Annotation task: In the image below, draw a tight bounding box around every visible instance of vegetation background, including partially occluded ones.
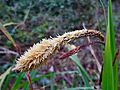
[0,0,120,90]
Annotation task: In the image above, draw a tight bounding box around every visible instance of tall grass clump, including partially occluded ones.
[102,0,118,90]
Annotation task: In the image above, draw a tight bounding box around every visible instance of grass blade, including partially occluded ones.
[11,72,25,90]
[0,67,12,89]
[66,45,94,87]
[102,0,118,90]
[3,22,17,27]
[0,22,17,48]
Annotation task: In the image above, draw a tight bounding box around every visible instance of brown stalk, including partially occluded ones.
[59,41,104,59]
[26,72,33,90]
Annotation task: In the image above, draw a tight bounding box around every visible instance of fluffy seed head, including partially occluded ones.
[12,29,104,72]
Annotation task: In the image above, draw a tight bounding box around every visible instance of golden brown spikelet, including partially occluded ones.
[12,29,104,72]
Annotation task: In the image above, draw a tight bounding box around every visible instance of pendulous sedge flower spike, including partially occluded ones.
[12,29,104,72]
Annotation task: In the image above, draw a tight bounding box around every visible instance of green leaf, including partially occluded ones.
[66,45,94,87]
[0,67,12,90]
[102,0,118,90]
[11,73,25,90]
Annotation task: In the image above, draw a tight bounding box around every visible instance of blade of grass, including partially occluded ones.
[0,22,17,49]
[3,73,11,90]
[0,67,12,89]
[64,86,94,90]
[11,72,25,90]
[66,45,94,87]
[3,22,17,27]
[99,0,107,25]
[50,72,55,90]
[70,54,92,87]
[0,22,21,54]
[102,0,118,90]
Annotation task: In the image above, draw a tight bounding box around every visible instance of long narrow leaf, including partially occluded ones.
[11,73,25,90]
[66,45,94,87]
[0,67,12,89]
[102,0,118,90]
[0,22,17,48]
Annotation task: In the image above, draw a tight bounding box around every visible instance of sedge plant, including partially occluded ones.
[102,0,118,90]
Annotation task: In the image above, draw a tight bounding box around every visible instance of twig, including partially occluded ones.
[83,24,103,73]
[87,37,102,73]
[59,41,104,59]
[0,47,19,56]
[112,48,119,66]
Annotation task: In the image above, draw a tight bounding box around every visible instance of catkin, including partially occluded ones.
[12,29,104,72]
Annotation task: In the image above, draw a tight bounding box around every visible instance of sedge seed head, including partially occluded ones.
[12,29,104,72]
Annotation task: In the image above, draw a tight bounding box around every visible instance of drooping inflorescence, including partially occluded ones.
[12,29,104,72]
